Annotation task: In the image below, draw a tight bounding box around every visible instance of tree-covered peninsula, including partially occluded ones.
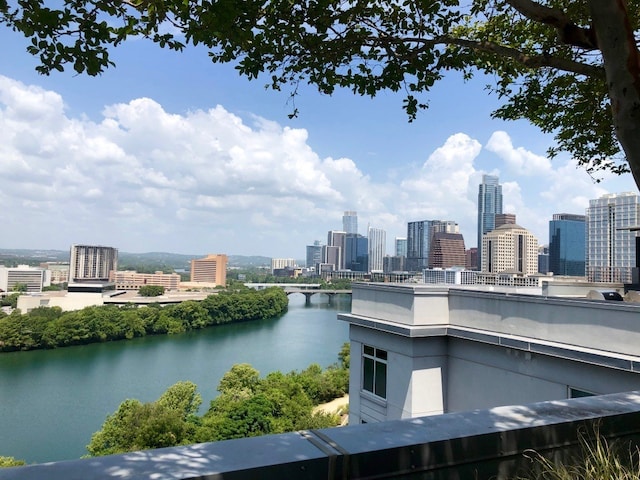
[87,347,350,457]
[0,287,288,352]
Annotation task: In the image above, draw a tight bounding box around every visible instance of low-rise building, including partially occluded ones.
[0,265,48,293]
[113,270,181,291]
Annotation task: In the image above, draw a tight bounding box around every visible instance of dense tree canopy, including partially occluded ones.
[2,0,640,187]
[0,288,288,351]
[86,347,350,456]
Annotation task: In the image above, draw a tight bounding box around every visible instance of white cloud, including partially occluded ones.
[0,75,636,256]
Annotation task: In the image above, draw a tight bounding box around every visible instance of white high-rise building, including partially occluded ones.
[368,227,386,273]
[0,265,48,293]
[481,224,538,275]
[271,258,296,273]
[586,192,640,283]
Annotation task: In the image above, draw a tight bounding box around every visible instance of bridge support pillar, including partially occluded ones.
[303,292,313,305]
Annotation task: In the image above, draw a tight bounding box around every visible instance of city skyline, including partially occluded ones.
[1,28,637,258]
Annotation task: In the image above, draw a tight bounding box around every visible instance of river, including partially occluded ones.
[0,293,350,464]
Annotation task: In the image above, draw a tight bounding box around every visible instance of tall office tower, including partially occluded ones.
[69,244,118,282]
[406,220,459,272]
[323,245,341,271]
[368,227,386,272]
[477,174,503,270]
[190,254,228,286]
[343,211,358,235]
[345,233,369,271]
[395,237,407,257]
[586,193,640,283]
[495,213,516,228]
[549,213,586,276]
[306,241,324,269]
[538,245,550,274]
[481,224,539,275]
[428,233,466,269]
[327,230,347,270]
[465,248,479,270]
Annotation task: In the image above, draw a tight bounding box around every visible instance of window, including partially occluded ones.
[362,345,387,399]
[569,387,595,398]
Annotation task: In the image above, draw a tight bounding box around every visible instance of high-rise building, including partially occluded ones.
[306,241,323,269]
[586,192,640,283]
[465,248,478,271]
[343,211,358,235]
[549,213,586,277]
[538,245,549,274]
[368,227,386,273]
[406,220,458,272]
[428,233,466,269]
[477,175,503,269]
[327,230,346,270]
[69,244,118,283]
[345,234,368,271]
[481,224,538,275]
[495,213,516,228]
[395,237,407,257]
[190,254,228,286]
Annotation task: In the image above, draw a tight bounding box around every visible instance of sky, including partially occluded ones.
[0,26,637,259]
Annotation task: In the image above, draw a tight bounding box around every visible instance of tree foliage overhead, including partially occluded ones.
[2,0,640,186]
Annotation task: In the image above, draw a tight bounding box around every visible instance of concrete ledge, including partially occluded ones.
[2,392,640,479]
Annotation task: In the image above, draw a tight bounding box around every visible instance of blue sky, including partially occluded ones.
[0,27,636,259]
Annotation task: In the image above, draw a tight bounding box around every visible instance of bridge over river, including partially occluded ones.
[244,283,352,305]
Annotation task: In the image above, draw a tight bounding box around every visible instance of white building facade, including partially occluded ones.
[367,227,386,273]
[481,224,538,275]
[586,192,640,283]
[340,283,640,424]
[69,244,118,282]
[0,265,48,293]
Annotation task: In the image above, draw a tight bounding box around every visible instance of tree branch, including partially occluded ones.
[365,35,604,77]
[505,0,598,49]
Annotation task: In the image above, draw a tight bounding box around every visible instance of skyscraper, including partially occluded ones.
[586,193,640,283]
[406,220,459,272]
[327,230,346,270]
[395,237,407,257]
[481,224,538,274]
[306,241,323,269]
[428,233,466,269]
[342,211,358,235]
[477,175,503,269]
[368,227,386,273]
[549,213,586,276]
[345,234,368,271]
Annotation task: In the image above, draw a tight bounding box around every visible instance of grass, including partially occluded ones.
[518,427,640,480]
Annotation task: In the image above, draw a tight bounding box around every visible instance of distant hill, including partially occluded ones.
[0,249,271,269]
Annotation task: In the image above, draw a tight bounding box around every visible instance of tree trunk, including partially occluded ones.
[589,0,640,190]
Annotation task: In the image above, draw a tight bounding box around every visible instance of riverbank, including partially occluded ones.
[314,394,349,426]
[0,287,289,352]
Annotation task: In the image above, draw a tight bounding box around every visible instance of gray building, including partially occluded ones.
[586,192,640,283]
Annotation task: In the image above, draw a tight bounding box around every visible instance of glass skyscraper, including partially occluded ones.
[342,211,358,235]
[406,220,458,272]
[368,227,386,273]
[548,214,586,276]
[586,192,640,283]
[477,175,503,270]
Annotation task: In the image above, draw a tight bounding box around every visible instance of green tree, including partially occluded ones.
[11,283,27,293]
[2,1,640,186]
[138,285,165,297]
[0,456,25,467]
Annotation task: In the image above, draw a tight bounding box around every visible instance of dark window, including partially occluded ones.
[362,345,387,399]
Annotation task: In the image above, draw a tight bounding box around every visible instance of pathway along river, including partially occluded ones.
[0,293,350,464]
